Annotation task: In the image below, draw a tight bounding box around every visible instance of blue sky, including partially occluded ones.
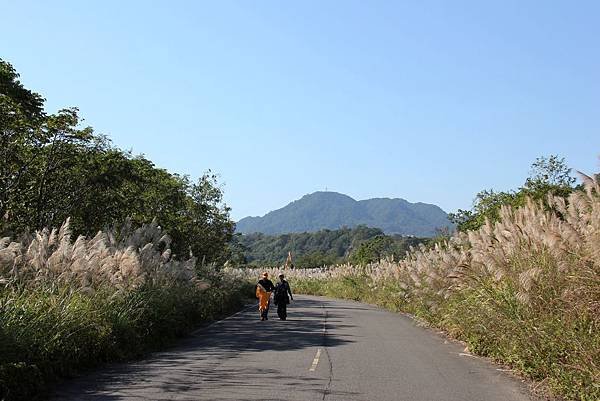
[2,1,599,220]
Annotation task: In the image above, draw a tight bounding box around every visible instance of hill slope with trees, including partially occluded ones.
[230,226,428,267]
[237,192,453,237]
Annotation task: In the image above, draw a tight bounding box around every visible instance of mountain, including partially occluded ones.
[236,192,453,237]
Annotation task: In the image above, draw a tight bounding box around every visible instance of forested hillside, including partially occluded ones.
[230,226,428,267]
[237,191,453,236]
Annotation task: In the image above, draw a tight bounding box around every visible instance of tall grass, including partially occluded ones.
[0,220,251,401]
[236,173,600,400]
[0,218,203,292]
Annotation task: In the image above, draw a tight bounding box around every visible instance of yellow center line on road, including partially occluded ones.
[309,348,322,371]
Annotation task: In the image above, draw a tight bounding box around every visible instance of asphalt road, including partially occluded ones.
[51,296,534,401]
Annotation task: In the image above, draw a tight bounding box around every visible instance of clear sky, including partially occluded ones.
[2,1,599,220]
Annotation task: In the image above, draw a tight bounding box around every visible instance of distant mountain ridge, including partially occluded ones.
[236,191,453,237]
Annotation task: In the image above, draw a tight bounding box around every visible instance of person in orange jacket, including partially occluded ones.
[255,272,275,321]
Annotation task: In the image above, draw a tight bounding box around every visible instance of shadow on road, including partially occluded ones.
[51,297,354,401]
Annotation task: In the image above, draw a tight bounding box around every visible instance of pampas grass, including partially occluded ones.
[237,173,600,400]
[0,218,202,293]
[0,219,251,401]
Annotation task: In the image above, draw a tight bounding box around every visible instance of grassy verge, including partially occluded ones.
[293,276,599,401]
[0,280,254,401]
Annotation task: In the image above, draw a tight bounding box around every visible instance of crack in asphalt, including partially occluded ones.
[321,306,333,401]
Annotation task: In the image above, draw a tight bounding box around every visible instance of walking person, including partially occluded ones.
[273,273,293,320]
[255,272,275,321]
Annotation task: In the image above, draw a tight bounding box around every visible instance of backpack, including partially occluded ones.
[274,282,288,301]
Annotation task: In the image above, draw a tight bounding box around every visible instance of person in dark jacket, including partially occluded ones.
[255,272,275,321]
[273,273,293,320]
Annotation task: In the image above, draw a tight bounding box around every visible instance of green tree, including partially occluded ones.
[1,58,234,264]
[181,172,235,263]
[0,60,46,225]
[350,235,393,265]
[525,155,576,189]
[0,59,44,119]
[449,155,577,232]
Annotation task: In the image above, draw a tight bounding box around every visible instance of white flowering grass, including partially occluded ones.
[0,218,204,293]
[0,219,250,401]
[238,173,600,400]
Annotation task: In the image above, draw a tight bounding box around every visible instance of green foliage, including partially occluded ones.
[230,226,427,267]
[348,235,423,265]
[294,251,340,267]
[449,155,577,232]
[0,59,44,119]
[0,58,233,263]
[526,154,577,189]
[449,190,520,232]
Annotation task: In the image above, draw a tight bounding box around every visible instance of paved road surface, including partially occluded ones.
[52,296,534,401]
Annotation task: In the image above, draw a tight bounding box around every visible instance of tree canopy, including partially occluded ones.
[230,226,427,267]
[0,58,233,263]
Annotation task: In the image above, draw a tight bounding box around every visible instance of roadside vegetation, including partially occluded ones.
[3,56,598,400]
[237,159,600,401]
[0,59,252,400]
[0,220,252,400]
